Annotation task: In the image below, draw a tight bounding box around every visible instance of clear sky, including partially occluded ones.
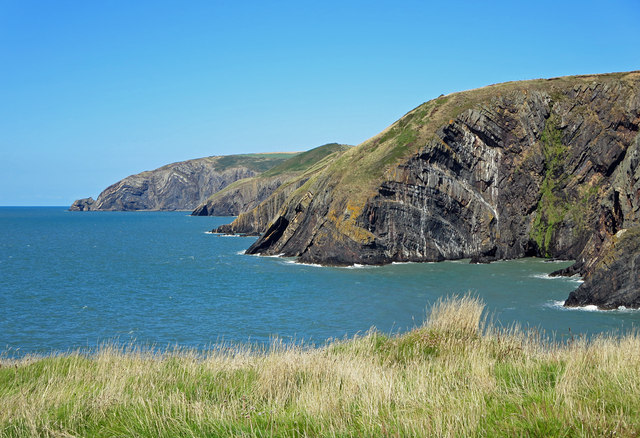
[1,0,638,205]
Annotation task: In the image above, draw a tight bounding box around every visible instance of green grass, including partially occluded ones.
[3,295,640,437]
[261,143,351,177]
[214,153,301,173]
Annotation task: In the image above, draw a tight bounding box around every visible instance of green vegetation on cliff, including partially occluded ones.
[531,113,569,256]
[214,152,301,173]
[261,143,351,177]
[3,296,640,437]
[205,143,352,204]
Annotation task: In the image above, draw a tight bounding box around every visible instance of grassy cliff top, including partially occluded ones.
[3,295,640,437]
[213,152,302,173]
[261,143,352,177]
[203,143,352,203]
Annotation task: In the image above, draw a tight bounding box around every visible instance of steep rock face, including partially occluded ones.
[215,176,311,235]
[239,72,640,307]
[565,228,640,309]
[70,153,298,211]
[92,160,256,211]
[191,175,289,216]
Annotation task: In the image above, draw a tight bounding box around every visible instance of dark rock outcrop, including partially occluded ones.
[69,197,95,211]
[565,228,640,309]
[223,71,640,308]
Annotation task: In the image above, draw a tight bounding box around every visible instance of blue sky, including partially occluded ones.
[1,0,638,205]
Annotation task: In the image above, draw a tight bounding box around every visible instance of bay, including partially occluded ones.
[1,207,638,357]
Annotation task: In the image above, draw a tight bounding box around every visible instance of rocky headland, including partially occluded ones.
[218,72,640,309]
[69,153,299,211]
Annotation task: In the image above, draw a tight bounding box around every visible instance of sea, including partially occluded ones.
[1,207,639,357]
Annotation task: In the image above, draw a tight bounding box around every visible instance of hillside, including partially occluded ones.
[69,153,299,211]
[191,143,351,217]
[219,71,640,309]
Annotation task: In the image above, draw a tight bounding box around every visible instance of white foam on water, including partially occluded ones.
[546,300,640,313]
[242,252,286,259]
[531,273,554,280]
[532,273,584,283]
[282,259,323,268]
[391,261,437,265]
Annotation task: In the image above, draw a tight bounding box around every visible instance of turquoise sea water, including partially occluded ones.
[1,207,639,357]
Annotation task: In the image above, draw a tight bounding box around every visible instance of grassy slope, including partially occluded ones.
[203,144,352,204]
[214,153,301,173]
[2,296,640,437]
[261,143,351,177]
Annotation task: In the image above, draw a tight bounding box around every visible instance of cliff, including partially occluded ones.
[69,153,298,211]
[223,71,640,308]
[193,143,351,218]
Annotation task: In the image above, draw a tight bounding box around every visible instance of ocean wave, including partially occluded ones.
[283,260,322,268]
[343,264,377,269]
[390,261,437,265]
[531,273,555,280]
[546,300,640,313]
[280,260,377,269]
[531,273,584,283]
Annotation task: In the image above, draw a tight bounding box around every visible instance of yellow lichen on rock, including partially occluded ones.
[328,201,375,245]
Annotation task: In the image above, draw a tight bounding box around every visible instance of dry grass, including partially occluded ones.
[2,295,640,437]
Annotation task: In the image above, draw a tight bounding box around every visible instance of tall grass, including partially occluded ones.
[2,295,640,437]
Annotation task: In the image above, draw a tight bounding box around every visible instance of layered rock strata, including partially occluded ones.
[70,154,297,211]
